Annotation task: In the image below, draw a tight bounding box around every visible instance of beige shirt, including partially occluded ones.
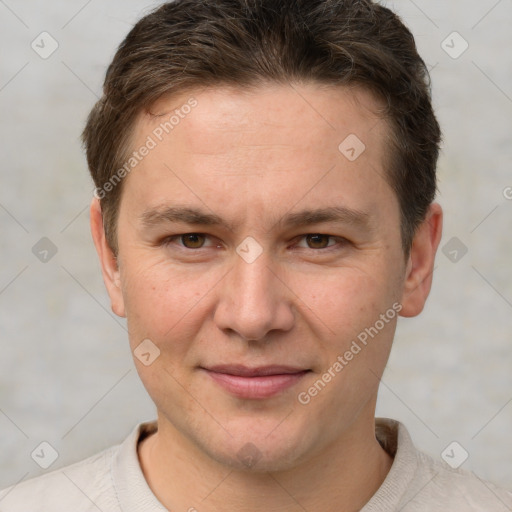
[1,418,511,511]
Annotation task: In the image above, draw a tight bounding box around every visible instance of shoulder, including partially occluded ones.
[367,418,512,512]
[409,450,512,511]
[0,444,121,512]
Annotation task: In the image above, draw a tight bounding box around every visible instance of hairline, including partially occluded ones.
[104,80,413,261]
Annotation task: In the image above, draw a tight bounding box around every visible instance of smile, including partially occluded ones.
[200,365,311,399]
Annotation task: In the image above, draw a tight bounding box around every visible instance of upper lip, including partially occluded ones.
[203,365,309,377]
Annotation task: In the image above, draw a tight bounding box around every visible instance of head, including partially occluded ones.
[84,0,443,471]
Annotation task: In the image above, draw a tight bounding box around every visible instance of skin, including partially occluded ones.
[90,83,443,511]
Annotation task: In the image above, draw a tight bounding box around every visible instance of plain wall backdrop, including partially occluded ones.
[1,0,511,492]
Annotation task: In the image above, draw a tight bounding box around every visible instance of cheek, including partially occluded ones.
[120,256,222,350]
[295,268,389,339]
[296,270,398,407]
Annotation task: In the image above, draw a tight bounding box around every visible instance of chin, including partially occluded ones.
[196,416,319,473]
[211,441,310,473]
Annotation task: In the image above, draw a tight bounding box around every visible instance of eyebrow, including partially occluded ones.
[139,205,374,233]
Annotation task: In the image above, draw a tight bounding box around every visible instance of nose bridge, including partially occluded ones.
[215,246,293,340]
[234,249,273,300]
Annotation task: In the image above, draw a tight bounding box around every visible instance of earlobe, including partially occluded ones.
[89,197,126,318]
[399,203,443,318]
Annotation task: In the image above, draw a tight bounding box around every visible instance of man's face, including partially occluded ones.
[105,84,409,470]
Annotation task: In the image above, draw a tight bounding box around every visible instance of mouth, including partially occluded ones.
[200,365,311,400]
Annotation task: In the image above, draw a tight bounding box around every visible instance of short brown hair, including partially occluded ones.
[82,0,441,258]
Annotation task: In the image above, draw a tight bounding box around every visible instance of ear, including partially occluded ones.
[399,202,443,317]
[89,197,126,318]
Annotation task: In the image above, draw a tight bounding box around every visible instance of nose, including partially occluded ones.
[213,250,295,342]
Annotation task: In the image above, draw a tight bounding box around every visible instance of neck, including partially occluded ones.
[138,406,393,511]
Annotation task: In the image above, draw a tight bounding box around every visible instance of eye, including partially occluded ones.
[162,233,217,249]
[295,234,346,250]
[180,233,206,249]
[160,233,348,253]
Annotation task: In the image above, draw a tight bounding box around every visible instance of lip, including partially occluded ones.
[201,365,311,399]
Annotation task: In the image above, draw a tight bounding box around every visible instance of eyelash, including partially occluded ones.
[160,233,349,252]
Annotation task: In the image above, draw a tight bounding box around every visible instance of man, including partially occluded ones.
[1,0,511,510]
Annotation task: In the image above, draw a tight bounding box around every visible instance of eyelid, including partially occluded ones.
[161,233,348,251]
[293,234,345,250]
[161,233,219,248]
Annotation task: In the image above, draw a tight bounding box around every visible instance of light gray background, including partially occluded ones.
[1,0,511,492]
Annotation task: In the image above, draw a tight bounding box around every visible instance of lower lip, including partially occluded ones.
[203,370,309,399]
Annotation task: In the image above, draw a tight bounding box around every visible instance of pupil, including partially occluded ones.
[308,234,327,248]
[184,234,204,248]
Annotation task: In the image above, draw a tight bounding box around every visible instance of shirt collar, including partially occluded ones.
[112,420,166,512]
[112,417,417,511]
[361,418,420,511]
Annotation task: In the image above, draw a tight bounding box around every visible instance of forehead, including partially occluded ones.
[141,83,388,156]
[120,83,396,227]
